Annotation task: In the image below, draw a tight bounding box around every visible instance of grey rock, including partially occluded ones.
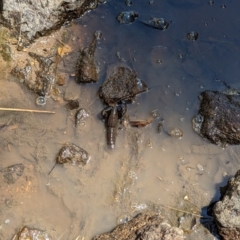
[213,169,240,240]
[92,212,184,240]
[0,0,98,49]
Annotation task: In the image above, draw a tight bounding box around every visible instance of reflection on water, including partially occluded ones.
[1,0,240,239]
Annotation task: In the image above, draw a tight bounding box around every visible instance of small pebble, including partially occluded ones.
[4,219,10,224]
[223,171,228,177]
[197,164,204,171]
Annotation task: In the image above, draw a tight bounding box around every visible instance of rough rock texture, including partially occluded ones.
[98,65,148,105]
[194,90,240,145]
[15,226,52,240]
[0,0,98,49]
[57,143,90,166]
[213,169,240,240]
[92,212,184,240]
[11,52,55,105]
[0,163,24,184]
[75,31,100,83]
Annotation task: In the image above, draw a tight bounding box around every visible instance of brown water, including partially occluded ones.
[1,0,240,239]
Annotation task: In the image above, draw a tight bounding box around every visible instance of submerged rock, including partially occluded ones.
[0,0,98,49]
[117,11,139,24]
[92,212,184,240]
[186,31,199,41]
[193,90,240,145]
[75,108,89,126]
[168,128,183,138]
[57,143,90,166]
[178,214,197,233]
[98,65,148,105]
[0,163,24,184]
[213,169,240,240]
[14,226,52,240]
[141,17,169,30]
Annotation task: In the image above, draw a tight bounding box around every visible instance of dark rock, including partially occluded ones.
[0,163,24,184]
[192,90,240,145]
[187,31,199,41]
[14,226,52,240]
[0,0,98,49]
[65,99,79,110]
[57,143,90,166]
[75,31,100,83]
[98,65,148,105]
[141,17,169,30]
[92,212,184,240]
[213,170,240,240]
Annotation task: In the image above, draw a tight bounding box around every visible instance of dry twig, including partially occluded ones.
[0,107,55,114]
[162,205,204,218]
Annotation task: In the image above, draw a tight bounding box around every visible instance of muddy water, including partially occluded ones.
[0,0,240,239]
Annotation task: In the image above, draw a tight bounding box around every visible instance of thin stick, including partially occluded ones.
[57,230,67,240]
[56,39,67,46]
[48,162,57,175]
[162,205,204,218]
[87,97,98,108]
[0,108,55,114]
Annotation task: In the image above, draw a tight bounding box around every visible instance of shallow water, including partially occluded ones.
[1,0,240,239]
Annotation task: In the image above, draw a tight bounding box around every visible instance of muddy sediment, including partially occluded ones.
[0,0,239,239]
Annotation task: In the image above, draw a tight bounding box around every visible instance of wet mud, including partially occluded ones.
[0,0,240,239]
